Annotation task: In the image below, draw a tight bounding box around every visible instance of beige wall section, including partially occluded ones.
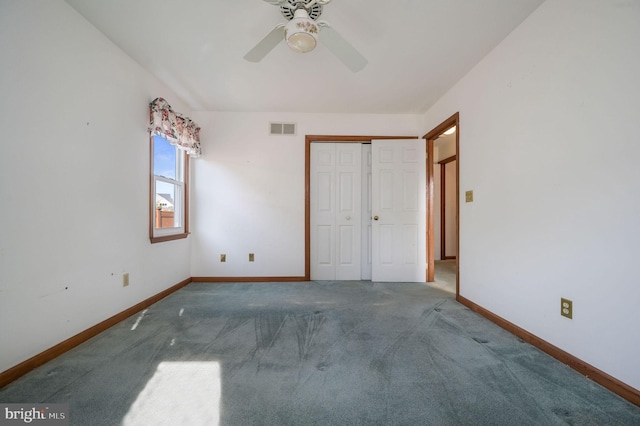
[421,0,640,391]
[435,134,456,161]
[443,160,457,258]
[0,0,191,374]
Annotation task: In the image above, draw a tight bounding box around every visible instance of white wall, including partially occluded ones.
[190,112,421,277]
[422,0,640,390]
[0,0,191,373]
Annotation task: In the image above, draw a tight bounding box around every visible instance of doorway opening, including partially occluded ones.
[438,154,457,261]
[423,113,460,297]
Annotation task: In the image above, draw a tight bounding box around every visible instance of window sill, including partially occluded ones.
[150,232,189,244]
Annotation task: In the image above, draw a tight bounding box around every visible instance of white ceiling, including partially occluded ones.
[64,0,544,114]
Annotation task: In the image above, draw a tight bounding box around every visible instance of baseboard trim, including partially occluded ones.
[191,276,307,282]
[0,277,192,388]
[457,294,640,407]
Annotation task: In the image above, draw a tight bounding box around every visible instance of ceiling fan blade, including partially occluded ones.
[262,0,289,6]
[319,25,367,72]
[306,0,333,7]
[244,25,286,63]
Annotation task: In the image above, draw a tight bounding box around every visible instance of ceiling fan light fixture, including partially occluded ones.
[285,8,318,53]
[287,31,317,53]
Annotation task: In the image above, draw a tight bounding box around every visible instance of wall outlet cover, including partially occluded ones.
[561,298,573,319]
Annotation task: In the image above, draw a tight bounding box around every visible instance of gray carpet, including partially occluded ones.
[1,281,639,425]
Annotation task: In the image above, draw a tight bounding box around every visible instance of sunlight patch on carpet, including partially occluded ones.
[123,361,221,426]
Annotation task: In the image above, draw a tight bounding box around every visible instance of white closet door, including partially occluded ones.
[371,139,426,282]
[310,143,362,280]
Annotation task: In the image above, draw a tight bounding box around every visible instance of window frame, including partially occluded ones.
[149,134,190,243]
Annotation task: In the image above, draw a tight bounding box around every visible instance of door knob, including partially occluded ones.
[373,215,379,221]
[346,216,351,220]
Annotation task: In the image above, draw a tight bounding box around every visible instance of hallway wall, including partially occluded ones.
[443,160,457,258]
[422,0,640,390]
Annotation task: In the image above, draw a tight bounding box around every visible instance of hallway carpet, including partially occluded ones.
[433,260,457,293]
[1,281,639,425]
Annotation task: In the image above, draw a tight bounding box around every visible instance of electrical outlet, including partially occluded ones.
[220,254,226,262]
[249,253,255,262]
[561,298,572,319]
[122,273,129,287]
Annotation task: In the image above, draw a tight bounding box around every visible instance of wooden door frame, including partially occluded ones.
[438,155,457,260]
[305,135,418,280]
[423,113,459,293]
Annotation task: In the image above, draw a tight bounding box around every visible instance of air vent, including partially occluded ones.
[270,122,297,136]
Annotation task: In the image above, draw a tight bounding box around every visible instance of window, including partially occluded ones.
[150,134,189,242]
[147,97,200,242]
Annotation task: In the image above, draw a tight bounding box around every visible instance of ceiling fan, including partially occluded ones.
[244,0,367,72]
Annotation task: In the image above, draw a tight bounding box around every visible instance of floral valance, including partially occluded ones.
[148,97,201,158]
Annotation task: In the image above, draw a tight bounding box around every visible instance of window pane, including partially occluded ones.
[155,180,180,229]
[153,135,177,180]
[150,132,187,241]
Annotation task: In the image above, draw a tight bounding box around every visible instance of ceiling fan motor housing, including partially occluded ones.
[280,0,323,21]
